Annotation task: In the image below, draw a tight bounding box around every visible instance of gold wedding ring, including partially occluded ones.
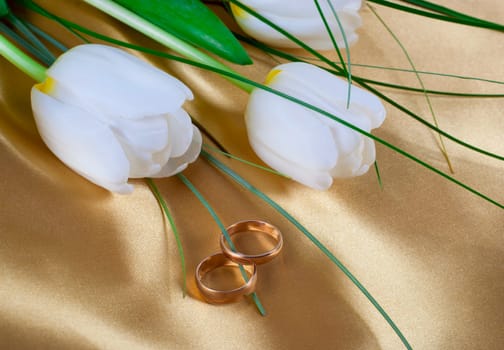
[220,220,283,265]
[195,252,257,304]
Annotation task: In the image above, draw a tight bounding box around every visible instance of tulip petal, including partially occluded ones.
[328,121,361,155]
[324,106,373,158]
[47,44,192,119]
[331,137,376,177]
[235,0,325,17]
[346,91,386,128]
[236,0,361,16]
[246,88,339,171]
[331,140,364,177]
[119,146,161,178]
[31,89,132,193]
[167,109,193,157]
[152,142,173,169]
[273,62,386,127]
[236,13,360,50]
[152,126,202,178]
[251,139,333,190]
[357,137,376,175]
[234,1,361,49]
[112,114,170,152]
[106,114,171,178]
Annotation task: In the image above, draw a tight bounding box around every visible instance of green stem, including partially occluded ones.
[176,174,267,316]
[400,0,504,30]
[146,178,188,297]
[357,78,504,98]
[314,0,353,109]
[0,21,52,66]
[24,21,69,52]
[202,144,287,177]
[82,0,253,92]
[367,4,454,174]
[6,12,56,63]
[374,161,383,190]
[0,33,46,81]
[314,0,347,74]
[367,0,504,31]
[327,0,353,109]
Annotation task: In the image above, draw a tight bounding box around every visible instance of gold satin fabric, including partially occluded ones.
[1,1,503,349]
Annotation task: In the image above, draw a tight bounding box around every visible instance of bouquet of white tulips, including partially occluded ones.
[0,1,502,349]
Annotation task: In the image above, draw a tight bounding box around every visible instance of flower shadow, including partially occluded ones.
[0,137,196,348]
[324,130,504,348]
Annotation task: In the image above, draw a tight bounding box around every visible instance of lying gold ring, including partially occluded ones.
[220,220,283,265]
[195,253,257,304]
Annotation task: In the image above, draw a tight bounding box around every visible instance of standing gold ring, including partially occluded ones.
[220,220,283,265]
[195,252,257,304]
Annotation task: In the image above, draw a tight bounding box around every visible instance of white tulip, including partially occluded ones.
[245,62,386,190]
[231,0,362,50]
[31,44,202,194]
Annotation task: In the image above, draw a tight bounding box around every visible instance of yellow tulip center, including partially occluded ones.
[265,69,282,85]
[230,3,247,19]
[35,77,56,94]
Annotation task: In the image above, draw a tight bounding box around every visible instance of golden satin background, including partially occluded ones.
[1,1,503,349]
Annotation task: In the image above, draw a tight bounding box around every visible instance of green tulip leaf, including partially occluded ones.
[113,0,252,65]
[1,0,10,16]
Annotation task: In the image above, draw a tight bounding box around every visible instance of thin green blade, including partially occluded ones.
[1,0,9,16]
[113,0,252,65]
